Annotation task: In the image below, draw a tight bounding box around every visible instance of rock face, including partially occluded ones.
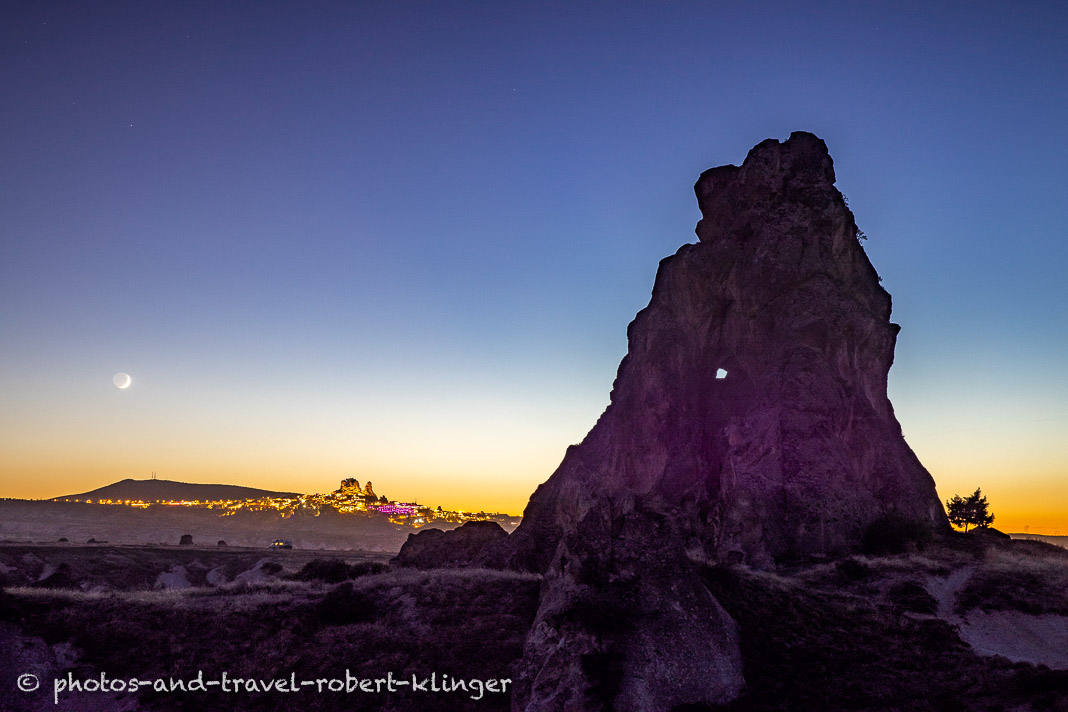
[338,478,364,496]
[392,520,508,569]
[505,132,948,711]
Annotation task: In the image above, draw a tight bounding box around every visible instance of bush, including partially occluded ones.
[36,564,78,590]
[887,581,938,614]
[835,557,872,581]
[292,558,388,583]
[862,515,933,555]
[292,558,351,583]
[0,586,15,622]
[314,582,377,626]
[349,561,388,577]
[260,561,283,576]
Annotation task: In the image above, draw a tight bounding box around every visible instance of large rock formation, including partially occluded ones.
[392,520,508,569]
[505,132,948,711]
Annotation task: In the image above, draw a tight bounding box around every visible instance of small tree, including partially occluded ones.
[946,488,995,532]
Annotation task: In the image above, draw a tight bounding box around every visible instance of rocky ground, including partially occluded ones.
[1,532,1067,711]
[0,543,538,712]
[704,533,1068,711]
[0,542,394,593]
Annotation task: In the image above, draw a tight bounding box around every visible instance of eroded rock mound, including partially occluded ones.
[504,132,948,711]
[392,520,508,569]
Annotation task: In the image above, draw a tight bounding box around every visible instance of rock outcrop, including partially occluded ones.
[337,478,378,499]
[338,478,364,496]
[504,132,948,711]
[392,520,508,569]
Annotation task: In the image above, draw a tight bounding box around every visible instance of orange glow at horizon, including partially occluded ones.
[0,369,600,516]
[0,459,544,517]
[2,368,1064,527]
[923,453,1067,535]
[4,449,1065,531]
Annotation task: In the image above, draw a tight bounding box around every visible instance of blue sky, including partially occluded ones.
[1,1,1065,525]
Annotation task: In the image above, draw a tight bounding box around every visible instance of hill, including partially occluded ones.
[53,478,301,502]
[1010,533,1068,549]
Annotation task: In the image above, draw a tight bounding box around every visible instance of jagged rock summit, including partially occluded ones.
[503,132,948,711]
[392,520,508,569]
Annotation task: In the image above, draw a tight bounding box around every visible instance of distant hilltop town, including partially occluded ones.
[53,477,518,528]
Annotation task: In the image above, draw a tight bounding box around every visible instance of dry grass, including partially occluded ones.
[2,565,540,712]
[4,585,115,603]
[0,542,394,593]
[703,561,1068,712]
[6,537,1068,711]
[956,546,1068,616]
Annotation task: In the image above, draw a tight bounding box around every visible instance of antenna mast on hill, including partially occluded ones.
[151,471,156,480]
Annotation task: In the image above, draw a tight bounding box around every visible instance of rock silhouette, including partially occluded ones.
[504,132,948,711]
[392,520,508,569]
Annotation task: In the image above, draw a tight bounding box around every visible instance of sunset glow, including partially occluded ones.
[1,3,1065,530]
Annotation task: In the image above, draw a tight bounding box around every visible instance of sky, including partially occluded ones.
[1,1,1065,529]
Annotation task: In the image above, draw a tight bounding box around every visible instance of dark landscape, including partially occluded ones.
[3,133,1067,711]
[3,532,1068,711]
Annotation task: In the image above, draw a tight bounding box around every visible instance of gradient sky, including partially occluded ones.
[2,1,1066,529]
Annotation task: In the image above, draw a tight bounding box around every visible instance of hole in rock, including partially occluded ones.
[715,368,728,379]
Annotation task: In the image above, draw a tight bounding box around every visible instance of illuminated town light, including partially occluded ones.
[55,481,515,525]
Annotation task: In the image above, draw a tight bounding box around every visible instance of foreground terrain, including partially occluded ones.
[1,533,1067,711]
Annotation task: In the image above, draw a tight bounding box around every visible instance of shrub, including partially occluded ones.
[260,561,283,576]
[862,515,933,555]
[314,582,377,626]
[348,561,388,577]
[0,587,15,621]
[835,557,872,581]
[292,558,388,583]
[887,581,938,614]
[292,558,350,583]
[36,564,78,590]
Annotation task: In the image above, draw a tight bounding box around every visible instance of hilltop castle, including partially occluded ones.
[336,478,377,499]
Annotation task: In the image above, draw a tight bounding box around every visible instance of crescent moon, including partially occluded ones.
[113,372,132,389]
